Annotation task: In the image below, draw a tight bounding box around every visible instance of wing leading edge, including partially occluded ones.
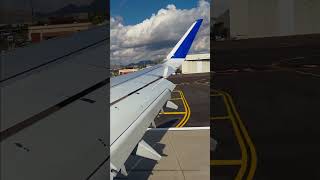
[110,19,203,179]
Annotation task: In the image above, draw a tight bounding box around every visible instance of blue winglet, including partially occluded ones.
[171,19,203,59]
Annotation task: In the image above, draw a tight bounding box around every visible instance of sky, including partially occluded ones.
[111,0,198,25]
[110,0,211,65]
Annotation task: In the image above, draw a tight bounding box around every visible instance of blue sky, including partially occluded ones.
[110,0,210,64]
[111,0,198,25]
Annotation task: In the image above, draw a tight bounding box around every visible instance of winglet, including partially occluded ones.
[166,19,203,60]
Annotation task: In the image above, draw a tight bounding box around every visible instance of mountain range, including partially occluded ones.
[127,60,157,67]
[36,0,107,17]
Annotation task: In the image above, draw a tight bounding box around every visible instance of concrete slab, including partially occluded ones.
[169,130,210,171]
[124,171,185,180]
[184,170,210,180]
[117,128,210,180]
[125,131,181,171]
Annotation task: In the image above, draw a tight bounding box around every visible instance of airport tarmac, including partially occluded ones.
[155,73,210,128]
[212,35,320,179]
[115,73,210,179]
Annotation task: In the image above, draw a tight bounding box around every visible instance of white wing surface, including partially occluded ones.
[1,24,109,180]
[110,19,203,178]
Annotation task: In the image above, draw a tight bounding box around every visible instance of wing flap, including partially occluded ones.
[110,78,175,171]
[1,87,108,180]
[1,45,106,132]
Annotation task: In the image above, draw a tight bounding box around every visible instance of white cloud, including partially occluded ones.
[111,0,210,65]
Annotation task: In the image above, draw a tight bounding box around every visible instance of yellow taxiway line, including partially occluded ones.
[176,90,191,127]
[211,94,222,97]
[211,90,257,180]
[213,90,258,179]
[223,91,257,180]
[220,91,248,180]
[210,160,242,166]
[170,98,182,101]
[159,90,191,128]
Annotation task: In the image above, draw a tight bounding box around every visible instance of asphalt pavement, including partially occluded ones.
[212,34,320,179]
[155,73,210,128]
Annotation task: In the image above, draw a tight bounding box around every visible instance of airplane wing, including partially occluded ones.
[1,24,109,180]
[110,19,203,178]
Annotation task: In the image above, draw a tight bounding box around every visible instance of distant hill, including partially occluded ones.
[36,0,107,17]
[127,60,157,67]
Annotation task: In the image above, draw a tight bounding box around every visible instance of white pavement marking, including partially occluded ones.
[148,126,210,131]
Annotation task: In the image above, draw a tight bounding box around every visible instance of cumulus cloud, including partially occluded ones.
[111,0,210,65]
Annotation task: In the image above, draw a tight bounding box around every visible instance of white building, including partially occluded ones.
[182,53,210,74]
[229,0,320,39]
